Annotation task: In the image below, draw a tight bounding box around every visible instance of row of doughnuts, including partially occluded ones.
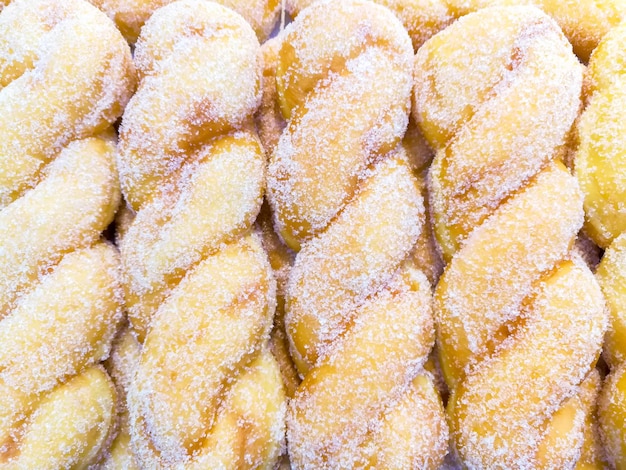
[1,0,626,468]
[3,0,625,56]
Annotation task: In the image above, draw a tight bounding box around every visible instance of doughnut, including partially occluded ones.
[287,0,625,59]
[89,0,280,44]
[0,138,124,467]
[0,0,134,209]
[414,6,607,467]
[117,1,285,466]
[0,0,133,465]
[597,234,626,466]
[102,324,141,469]
[572,23,626,468]
[267,1,448,467]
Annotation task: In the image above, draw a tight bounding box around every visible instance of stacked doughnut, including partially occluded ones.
[575,23,626,468]
[414,6,608,468]
[0,0,135,466]
[268,0,448,468]
[116,1,285,467]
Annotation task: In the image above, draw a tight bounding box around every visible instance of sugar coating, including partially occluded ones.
[101,324,142,469]
[268,0,449,467]
[88,0,280,44]
[117,1,286,467]
[573,21,626,470]
[575,23,626,249]
[0,0,135,209]
[415,6,608,468]
[0,1,132,464]
[287,0,626,60]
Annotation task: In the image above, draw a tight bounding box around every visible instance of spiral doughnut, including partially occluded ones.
[0,0,133,465]
[86,0,280,44]
[267,1,448,467]
[572,22,626,468]
[414,6,607,468]
[287,0,625,59]
[117,1,285,467]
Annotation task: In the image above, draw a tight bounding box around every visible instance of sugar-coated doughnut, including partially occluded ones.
[415,6,607,468]
[117,1,286,467]
[0,0,133,465]
[268,1,448,467]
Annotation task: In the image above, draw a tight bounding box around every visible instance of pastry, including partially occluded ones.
[414,6,607,467]
[268,1,448,467]
[117,1,285,466]
[576,26,626,464]
[0,0,133,466]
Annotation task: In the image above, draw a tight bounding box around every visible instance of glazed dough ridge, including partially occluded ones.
[414,6,607,468]
[0,0,134,466]
[268,1,448,467]
[117,1,285,467]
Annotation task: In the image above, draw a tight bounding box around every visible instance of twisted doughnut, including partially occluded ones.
[287,0,625,59]
[576,23,626,468]
[268,1,448,467]
[88,0,280,44]
[414,6,607,468]
[117,1,285,466]
[0,0,134,209]
[0,0,133,465]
